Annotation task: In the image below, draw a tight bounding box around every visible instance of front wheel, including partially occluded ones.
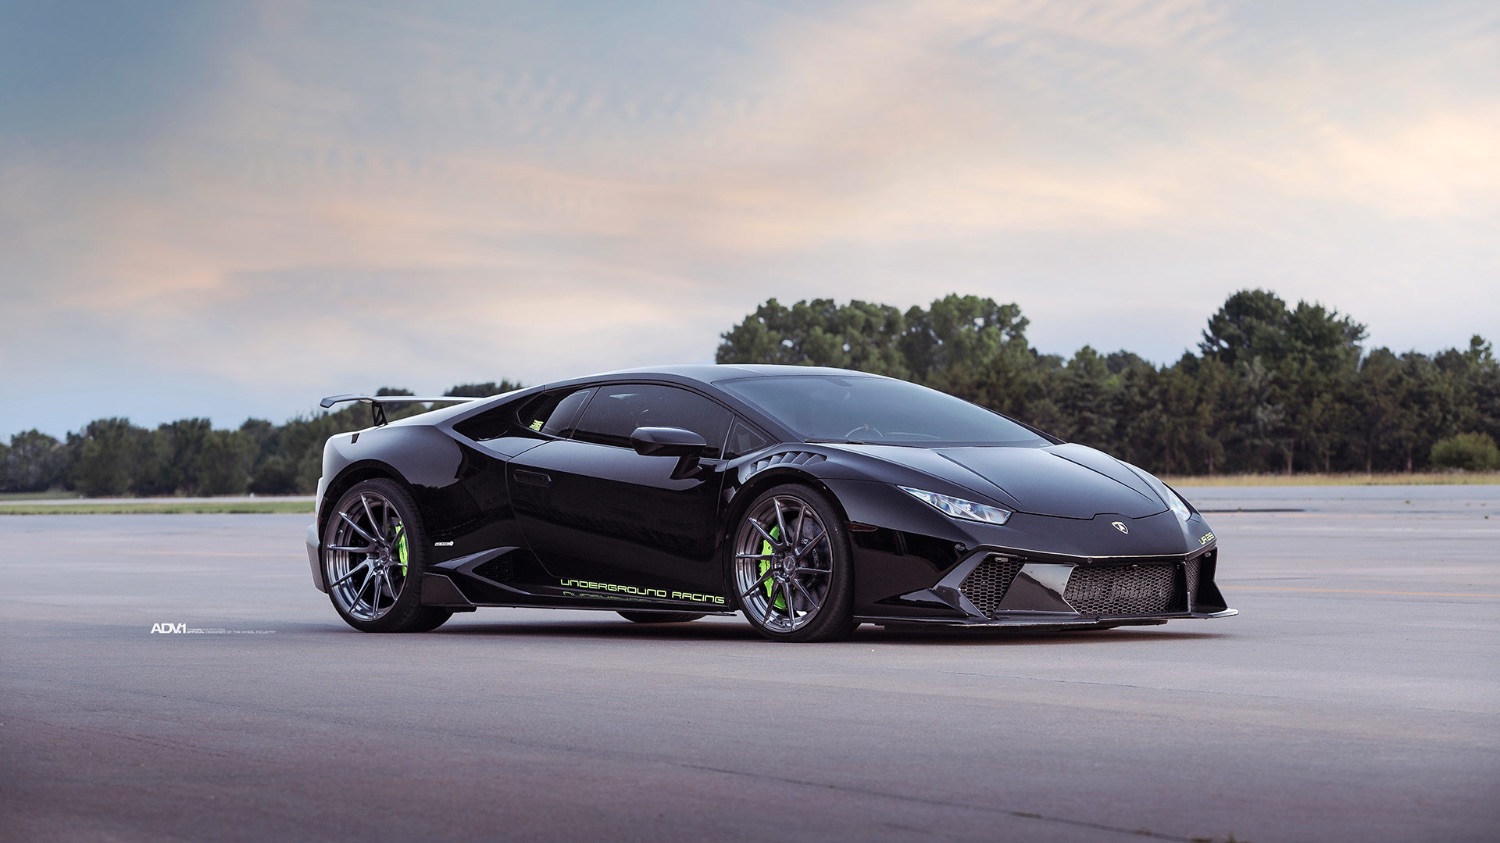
[322,478,452,633]
[730,484,855,642]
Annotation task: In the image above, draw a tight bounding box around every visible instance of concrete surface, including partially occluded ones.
[2,486,1497,842]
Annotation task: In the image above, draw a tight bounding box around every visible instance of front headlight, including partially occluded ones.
[899,486,1012,525]
[1124,465,1192,521]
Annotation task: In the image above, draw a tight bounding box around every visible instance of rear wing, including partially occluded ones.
[319,394,479,427]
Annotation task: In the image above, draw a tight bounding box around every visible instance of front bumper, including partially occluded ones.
[858,544,1235,627]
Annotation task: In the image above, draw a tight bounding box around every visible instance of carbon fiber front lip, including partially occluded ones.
[855,607,1237,627]
[897,544,1230,622]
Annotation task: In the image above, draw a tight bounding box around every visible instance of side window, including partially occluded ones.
[725,421,771,459]
[572,384,731,458]
[510,388,595,438]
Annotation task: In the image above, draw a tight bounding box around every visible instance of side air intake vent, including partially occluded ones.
[473,557,515,583]
[743,451,826,480]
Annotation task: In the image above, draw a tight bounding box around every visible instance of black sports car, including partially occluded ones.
[305,365,1235,642]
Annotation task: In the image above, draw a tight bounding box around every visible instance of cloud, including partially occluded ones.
[2,0,1497,436]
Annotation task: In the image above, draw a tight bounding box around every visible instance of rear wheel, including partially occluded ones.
[730,484,855,642]
[617,611,706,624]
[322,478,452,633]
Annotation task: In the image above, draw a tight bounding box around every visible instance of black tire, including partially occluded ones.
[729,483,856,643]
[617,611,706,624]
[321,478,453,633]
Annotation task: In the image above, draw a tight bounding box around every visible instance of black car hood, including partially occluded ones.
[834,442,1167,519]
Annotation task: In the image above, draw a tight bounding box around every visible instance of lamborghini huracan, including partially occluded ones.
[305,365,1234,642]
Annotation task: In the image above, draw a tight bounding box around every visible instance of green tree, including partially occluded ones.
[1431,336,1499,445]
[716,298,910,376]
[1468,336,1500,443]
[1197,290,1365,473]
[136,418,214,495]
[1282,301,1366,472]
[194,429,249,495]
[1049,346,1114,449]
[67,418,149,496]
[1356,348,1412,473]
[1430,432,1500,471]
[1199,291,1292,471]
[1108,352,1165,470]
[1393,353,1443,472]
[1199,289,1291,367]
[1184,354,1231,474]
[901,294,1028,388]
[1155,358,1199,474]
[2,430,66,492]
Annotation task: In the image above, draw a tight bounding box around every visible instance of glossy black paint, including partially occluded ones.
[306,364,1236,628]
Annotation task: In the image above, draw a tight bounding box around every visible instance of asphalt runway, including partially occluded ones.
[2,486,1497,842]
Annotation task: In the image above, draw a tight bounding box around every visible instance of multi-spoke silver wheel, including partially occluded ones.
[731,485,854,642]
[321,479,451,633]
[326,489,409,621]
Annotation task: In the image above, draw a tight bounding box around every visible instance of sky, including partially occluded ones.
[2,0,1497,440]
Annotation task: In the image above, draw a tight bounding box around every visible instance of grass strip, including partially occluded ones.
[0,490,83,502]
[1165,472,1500,487]
[0,500,313,515]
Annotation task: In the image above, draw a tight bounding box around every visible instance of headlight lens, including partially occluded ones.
[1161,484,1191,521]
[1124,465,1192,521]
[899,486,1012,525]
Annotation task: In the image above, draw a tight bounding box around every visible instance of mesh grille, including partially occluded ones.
[1184,557,1200,601]
[1064,564,1178,616]
[959,555,1025,617]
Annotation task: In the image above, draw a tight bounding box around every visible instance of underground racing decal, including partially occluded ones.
[559,578,726,605]
[1200,531,1216,546]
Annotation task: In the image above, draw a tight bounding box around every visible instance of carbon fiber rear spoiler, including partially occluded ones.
[319,394,478,427]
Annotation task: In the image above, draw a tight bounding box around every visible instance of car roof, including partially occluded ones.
[598,363,882,385]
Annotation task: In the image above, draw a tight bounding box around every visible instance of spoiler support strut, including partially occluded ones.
[319,394,478,427]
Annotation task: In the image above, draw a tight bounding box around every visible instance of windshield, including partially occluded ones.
[719,375,1049,446]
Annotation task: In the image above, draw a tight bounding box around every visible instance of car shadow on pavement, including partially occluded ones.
[410,617,1230,645]
[861,625,1230,646]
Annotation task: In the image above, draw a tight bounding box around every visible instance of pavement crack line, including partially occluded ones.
[679,761,1224,842]
[935,671,1500,717]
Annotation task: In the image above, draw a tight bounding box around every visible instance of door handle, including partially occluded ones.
[513,469,552,488]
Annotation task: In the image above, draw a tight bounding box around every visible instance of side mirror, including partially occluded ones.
[630,427,708,480]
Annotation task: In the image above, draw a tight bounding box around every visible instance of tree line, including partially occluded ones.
[0,383,521,497]
[714,290,1499,475]
[3,289,1497,497]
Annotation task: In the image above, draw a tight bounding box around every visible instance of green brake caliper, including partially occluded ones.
[394,524,409,576]
[758,525,787,612]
